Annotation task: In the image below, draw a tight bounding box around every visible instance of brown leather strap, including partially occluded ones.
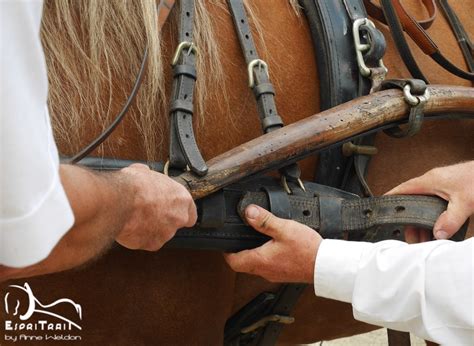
[391,0,438,55]
[364,0,437,30]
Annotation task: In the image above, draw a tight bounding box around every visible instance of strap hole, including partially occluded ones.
[245,34,250,39]
[363,209,373,217]
[302,210,311,217]
[183,115,186,120]
[186,11,190,17]
[269,109,273,114]
[185,134,190,138]
[184,94,188,100]
[393,229,401,237]
[250,50,254,55]
[395,206,405,213]
[185,32,190,37]
[240,19,245,23]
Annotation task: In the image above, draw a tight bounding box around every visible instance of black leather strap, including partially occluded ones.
[227,0,301,185]
[238,192,451,236]
[168,0,208,176]
[380,0,428,82]
[438,0,474,73]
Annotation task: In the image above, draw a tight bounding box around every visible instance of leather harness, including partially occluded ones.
[64,1,472,345]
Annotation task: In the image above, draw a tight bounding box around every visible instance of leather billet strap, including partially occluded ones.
[168,0,208,176]
[238,191,450,238]
[227,0,302,185]
[365,0,437,30]
[379,0,474,81]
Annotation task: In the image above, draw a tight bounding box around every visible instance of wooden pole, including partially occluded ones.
[175,85,474,199]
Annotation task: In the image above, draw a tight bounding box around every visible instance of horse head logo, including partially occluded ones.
[4,283,82,330]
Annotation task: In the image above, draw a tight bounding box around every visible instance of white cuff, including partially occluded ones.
[0,179,74,268]
[314,239,371,303]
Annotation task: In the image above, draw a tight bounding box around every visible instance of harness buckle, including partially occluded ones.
[281,175,306,195]
[353,18,388,78]
[171,41,198,66]
[240,314,295,334]
[248,59,269,88]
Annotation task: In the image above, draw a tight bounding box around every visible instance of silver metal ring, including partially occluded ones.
[403,84,430,106]
[352,18,388,78]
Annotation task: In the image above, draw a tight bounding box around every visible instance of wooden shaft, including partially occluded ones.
[175,85,474,199]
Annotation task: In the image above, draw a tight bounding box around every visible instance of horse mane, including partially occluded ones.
[40,0,300,161]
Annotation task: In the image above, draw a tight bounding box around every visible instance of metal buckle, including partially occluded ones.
[353,18,387,78]
[240,314,295,334]
[248,59,269,88]
[281,175,306,195]
[171,41,198,66]
[163,160,190,176]
[403,84,430,106]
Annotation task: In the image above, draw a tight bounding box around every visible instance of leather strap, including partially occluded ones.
[238,192,450,237]
[380,0,428,82]
[168,0,208,176]
[365,0,437,29]
[380,0,474,81]
[227,0,302,185]
[438,0,474,74]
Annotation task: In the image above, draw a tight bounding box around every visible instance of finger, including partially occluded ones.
[185,201,198,227]
[385,174,436,196]
[404,226,420,244]
[433,202,470,240]
[419,229,431,242]
[223,250,261,274]
[245,205,289,239]
[128,163,150,171]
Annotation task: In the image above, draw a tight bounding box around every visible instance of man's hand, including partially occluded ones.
[116,164,197,251]
[224,205,322,283]
[386,161,474,240]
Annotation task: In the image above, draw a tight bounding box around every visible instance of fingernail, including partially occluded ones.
[246,205,260,220]
[435,230,448,239]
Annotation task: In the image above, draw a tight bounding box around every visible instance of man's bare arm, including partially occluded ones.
[0,163,197,281]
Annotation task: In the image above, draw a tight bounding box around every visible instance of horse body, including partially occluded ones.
[1,1,473,344]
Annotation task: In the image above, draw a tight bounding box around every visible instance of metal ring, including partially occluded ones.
[353,18,388,77]
[247,59,269,88]
[403,84,430,106]
[171,41,198,66]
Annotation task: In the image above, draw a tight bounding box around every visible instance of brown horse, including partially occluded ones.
[1,0,473,344]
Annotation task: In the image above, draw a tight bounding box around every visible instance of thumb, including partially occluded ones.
[433,201,470,239]
[245,205,288,239]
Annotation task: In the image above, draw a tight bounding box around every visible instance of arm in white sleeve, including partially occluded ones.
[314,238,474,345]
[0,1,74,267]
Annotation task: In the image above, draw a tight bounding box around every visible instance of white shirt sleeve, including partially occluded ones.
[314,238,474,345]
[0,0,74,268]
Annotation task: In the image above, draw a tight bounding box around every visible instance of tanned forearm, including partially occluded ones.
[0,164,134,281]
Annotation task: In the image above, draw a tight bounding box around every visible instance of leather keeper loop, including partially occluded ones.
[262,115,283,131]
[261,186,292,220]
[319,196,344,237]
[170,100,194,114]
[253,83,275,99]
[173,64,197,80]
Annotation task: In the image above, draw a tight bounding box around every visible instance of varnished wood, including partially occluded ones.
[177,85,474,199]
